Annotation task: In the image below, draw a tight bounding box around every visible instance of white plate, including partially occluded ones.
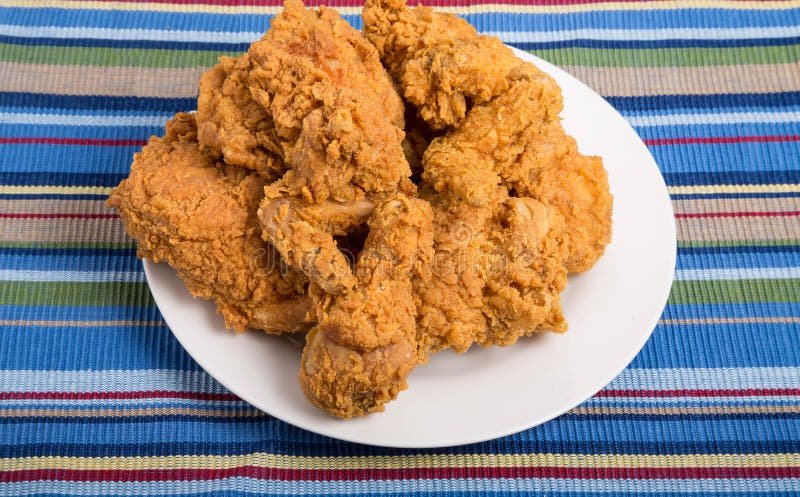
[143,49,676,448]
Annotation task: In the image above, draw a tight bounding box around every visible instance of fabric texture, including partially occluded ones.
[0,0,799,495]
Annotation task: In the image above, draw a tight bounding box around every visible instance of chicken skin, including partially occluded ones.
[108,113,311,333]
[416,82,570,353]
[299,194,434,417]
[248,0,415,294]
[196,53,285,181]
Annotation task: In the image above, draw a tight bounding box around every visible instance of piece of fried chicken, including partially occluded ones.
[196,53,285,181]
[299,194,433,417]
[248,0,415,294]
[108,113,311,333]
[416,83,570,353]
[363,0,538,129]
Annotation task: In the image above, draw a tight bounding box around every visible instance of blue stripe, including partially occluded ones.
[0,439,794,458]
[0,328,193,371]
[0,254,141,272]
[664,170,800,186]
[0,124,162,140]
[6,494,799,497]
[0,172,126,187]
[607,92,800,112]
[622,103,800,118]
[0,34,251,52]
[662,302,800,320]
[636,122,800,141]
[652,142,800,174]
[3,7,799,30]
[0,305,157,322]
[0,92,195,112]
[0,194,111,200]
[0,144,141,174]
[0,416,797,446]
[512,36,800,50]
[676,251,800,270]
[678,244,800,256]
[629,324,800,368]
[670,192,800,200]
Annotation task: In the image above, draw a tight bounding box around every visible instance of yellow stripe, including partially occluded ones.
[2,453,798,471]
[2,1,799,14]
[660,317,800,325]
[668,184,800,195]
[0,185,112,195]
[0,320,165,327]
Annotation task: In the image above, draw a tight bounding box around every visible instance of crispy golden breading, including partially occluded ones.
[196,54,285,180]
[248,0,409,202]
[415,83,570,353]
[299,195,433,417]
[364,0,532,129]
[108,113,311,333]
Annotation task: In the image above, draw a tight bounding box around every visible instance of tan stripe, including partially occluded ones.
[1,1,798,13]
[676,216,800,243]
[0,62,205,98]
[0,408,262,418]
[0,320,164,327]
[660,317,800,325]
[0,199,114,215]
[570,405,800,415]
[564,63,800,97]
[0,218,129,243]
[673,197,800,216]
[0,186,113,196]
[669,184,800,195]
[2,452,799,472]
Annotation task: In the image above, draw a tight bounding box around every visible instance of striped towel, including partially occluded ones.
[0,0,799,495]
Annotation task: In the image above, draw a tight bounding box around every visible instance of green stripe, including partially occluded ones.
[0,44,237,68]
[1,43,797,69]
[0,282,154,307]
[528,45,800,67]
[0,242,135,250]
[678,240,800,248]
[669,278,800,305]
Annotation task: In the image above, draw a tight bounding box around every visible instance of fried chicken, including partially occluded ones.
[364,0,611,273]
[108,113,311,333]
[363,0,534,129]
[248,0,415,294]
[415,82,570,353]
[299,194,433,417]
[196,53,285,181]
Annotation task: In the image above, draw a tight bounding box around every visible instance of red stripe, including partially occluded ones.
[675,211,800,219]
[1,466,798,482]
[644,135,800,146]
[0,213,119,219]
[0,391,241,401]
[0,138,146,147]
[597,388,800,398]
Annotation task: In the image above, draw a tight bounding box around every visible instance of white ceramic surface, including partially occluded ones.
[143,49,676,448]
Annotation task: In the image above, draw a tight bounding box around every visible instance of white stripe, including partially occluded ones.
[627,110,800,127]
[0,270,144,283]
[0,112,169,127]
[0,369,228,393]
[2,367,798,393]
[488,26,800,42]
[0,478,797,494]
[675,267,800,281]
[2,24,797,43]
[609,367,800,391]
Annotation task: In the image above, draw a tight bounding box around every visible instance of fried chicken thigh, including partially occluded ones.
[299,194,433,417]
[108,113,311,333]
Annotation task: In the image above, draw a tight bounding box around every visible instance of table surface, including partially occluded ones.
[1,0,799,495]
